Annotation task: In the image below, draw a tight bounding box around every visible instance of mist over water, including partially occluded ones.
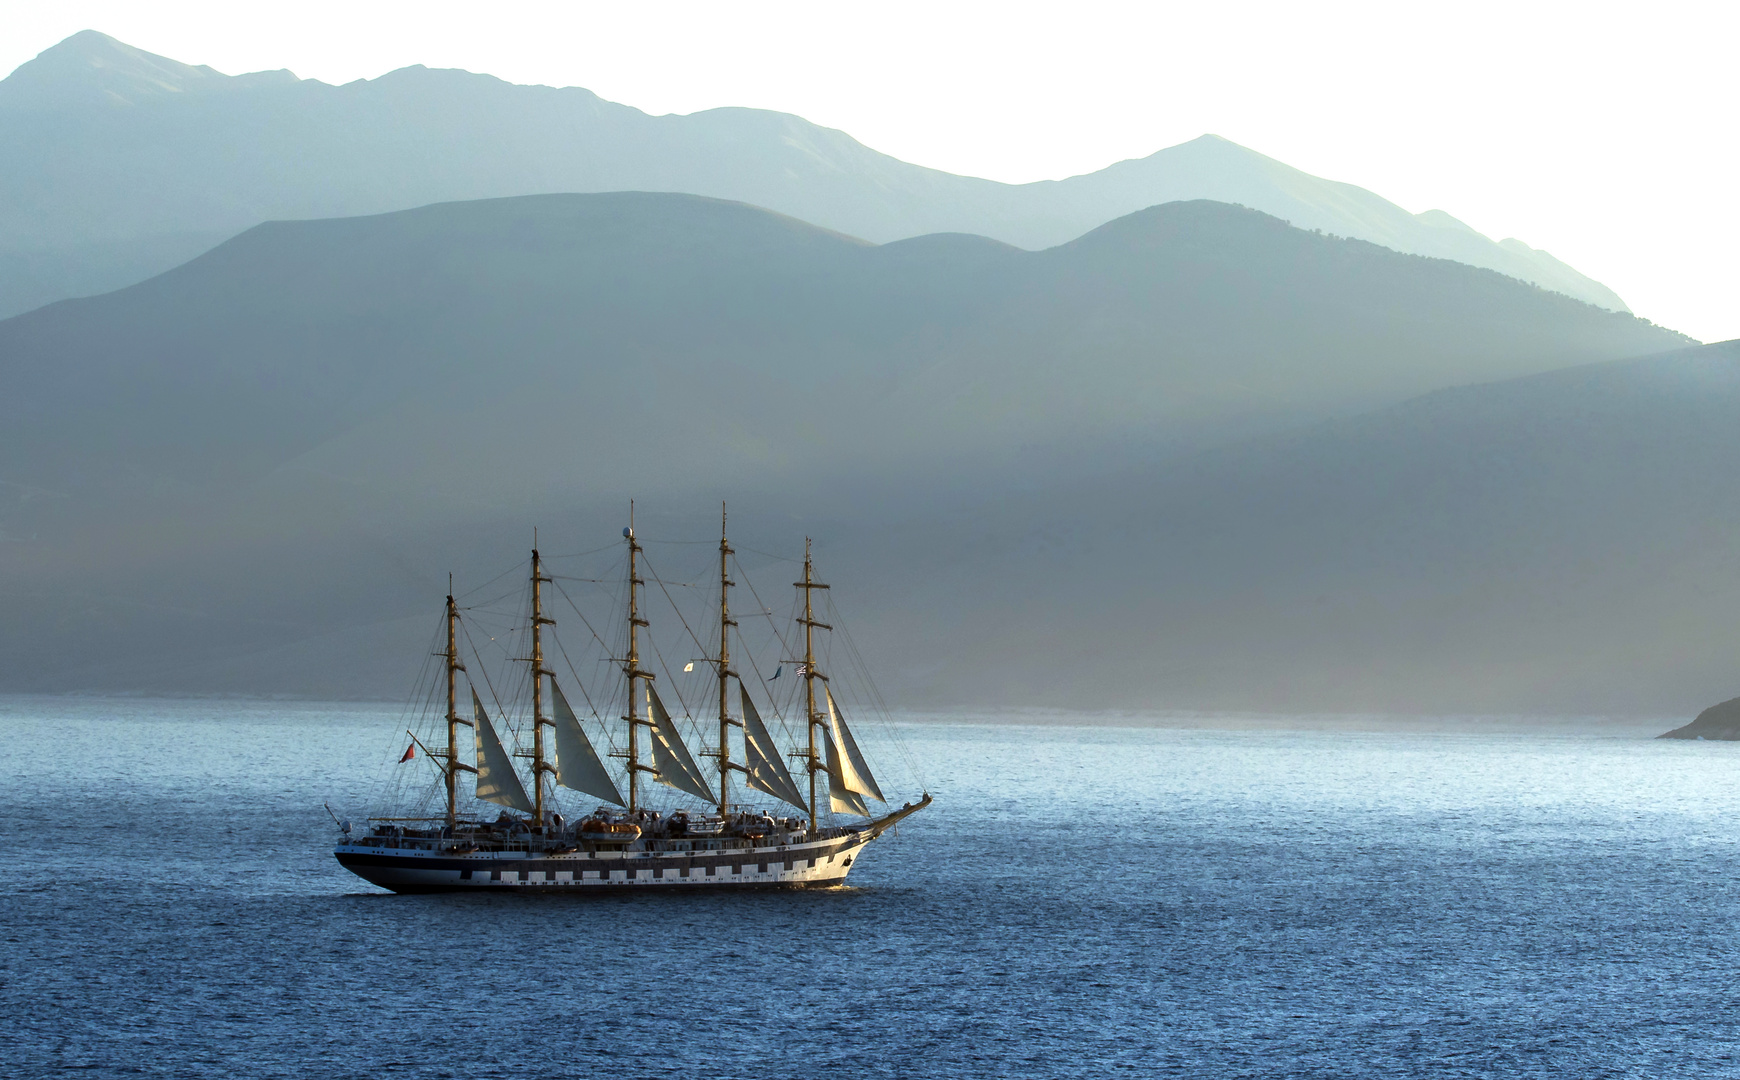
[5,697,1739,1078]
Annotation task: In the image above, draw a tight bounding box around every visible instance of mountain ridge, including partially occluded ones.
[0,30,1630,319]
[0,193,1676,497]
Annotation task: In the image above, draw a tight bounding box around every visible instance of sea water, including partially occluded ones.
[4,697,1740,1078]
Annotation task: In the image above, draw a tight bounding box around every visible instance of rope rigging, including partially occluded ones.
[361,524,925,824]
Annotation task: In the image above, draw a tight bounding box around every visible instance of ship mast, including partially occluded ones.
[797,538,830,838]
[528,545,555,826]
[444,580,463,828]
[717,503,739,817]
[623,503,653,810]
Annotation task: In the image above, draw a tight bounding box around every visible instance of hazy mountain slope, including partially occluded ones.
[0,30,1626,317]
[1010,138,1622,310]
[866,339,1740,716]
[0,192,1686,703]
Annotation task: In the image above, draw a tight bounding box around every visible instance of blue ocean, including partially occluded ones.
[5,697,1739,1078]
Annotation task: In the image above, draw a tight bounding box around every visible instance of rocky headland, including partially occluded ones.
[1658,697,1740,739]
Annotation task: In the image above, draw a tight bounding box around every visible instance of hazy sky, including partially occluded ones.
[4,0,1735,340]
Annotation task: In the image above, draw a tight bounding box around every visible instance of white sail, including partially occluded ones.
[740,685,807,811]
[550,679,624,807]
[646,685,715,802]
[472,688,534,814]
[825,689,885,803]
[830,787,871,816]
[825,730,872,816]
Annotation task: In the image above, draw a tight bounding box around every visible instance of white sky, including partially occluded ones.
[4,0,1735,340]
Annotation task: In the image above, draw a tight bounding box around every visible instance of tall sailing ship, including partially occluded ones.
[333,508,930,892]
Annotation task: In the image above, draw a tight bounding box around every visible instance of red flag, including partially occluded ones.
[399,743,416,763]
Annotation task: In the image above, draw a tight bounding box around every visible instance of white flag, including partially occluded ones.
[683,662,694,672]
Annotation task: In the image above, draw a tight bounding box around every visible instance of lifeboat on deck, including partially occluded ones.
[578,819,641,844]
[686,816,726,836]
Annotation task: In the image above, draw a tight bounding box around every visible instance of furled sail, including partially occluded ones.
[740,685,807,811]
[646,685,715,801]
[550,679,624,806]
[825,689,885,803]
[825,730,872,817]
[472,688,534,814]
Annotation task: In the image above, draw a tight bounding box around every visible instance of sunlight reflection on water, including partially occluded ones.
[4,696,1738,1078]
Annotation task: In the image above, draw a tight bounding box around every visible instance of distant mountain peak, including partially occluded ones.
[0,29,225,108]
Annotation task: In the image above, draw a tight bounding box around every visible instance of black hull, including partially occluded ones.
[335,835,866,893]
[333,796,931,894]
